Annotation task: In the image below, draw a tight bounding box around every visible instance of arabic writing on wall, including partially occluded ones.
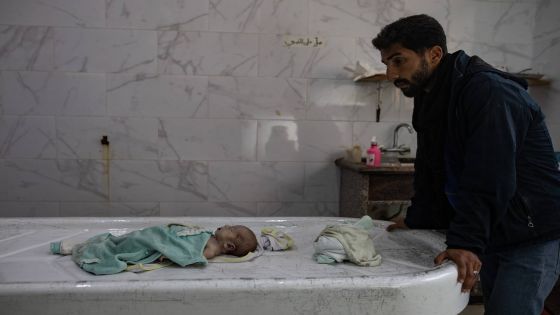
[283,36,325,48]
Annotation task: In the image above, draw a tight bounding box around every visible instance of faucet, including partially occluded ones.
[393,123,413,149]
[382,123,414,153]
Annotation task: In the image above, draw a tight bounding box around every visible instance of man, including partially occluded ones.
[372,14,560,314]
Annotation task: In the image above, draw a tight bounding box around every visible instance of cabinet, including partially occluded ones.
[335,158,414,220]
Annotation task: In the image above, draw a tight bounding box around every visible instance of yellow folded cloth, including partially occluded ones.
[260,227,294,251]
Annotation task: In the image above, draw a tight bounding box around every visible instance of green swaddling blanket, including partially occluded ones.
[63,224,211,275]
[313,215,382,267]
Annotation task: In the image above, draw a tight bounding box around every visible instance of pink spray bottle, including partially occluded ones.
[366,136,381,167]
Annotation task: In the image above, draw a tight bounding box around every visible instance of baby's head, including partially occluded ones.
[214,225,258,257]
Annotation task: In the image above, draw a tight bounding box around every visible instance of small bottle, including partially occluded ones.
[366,136,381,167]
[351,145,362,163]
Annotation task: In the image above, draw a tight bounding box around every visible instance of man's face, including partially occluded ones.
[380,43,433,97]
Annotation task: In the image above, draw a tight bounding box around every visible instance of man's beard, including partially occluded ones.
[394,58,431,97]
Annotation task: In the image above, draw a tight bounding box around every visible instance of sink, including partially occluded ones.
[378,155,415,168]
[398,157,416,164]
[381,147,411,153]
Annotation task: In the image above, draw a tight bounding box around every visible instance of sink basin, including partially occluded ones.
[378,156,415,169]
[377,155,415,168]
[381,147,411,153]
[398,157,416,164]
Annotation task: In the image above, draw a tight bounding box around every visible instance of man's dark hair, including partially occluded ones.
[372,14,447,55]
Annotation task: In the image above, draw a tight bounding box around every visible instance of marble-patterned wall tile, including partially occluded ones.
[108,117,159,160]
[158,31,258,76]
[208,161,304,202]
[2,72,106,116]
[257,121,300,162]
[160,202,258,216]
[356,37,387,74]
[54,28,157,73]
[533,0,559,43]
[353,121,417,155]
[2,71,52,115]
[58,159,108,201]
[60,202,160,216]
[398,95,414,122]
[0,72,3,115]
[448,40,533,72]
[256,0,308,34]
[0,0,105,28]
[0,26,54,71]
[447,0,536,72]
[111,160,208,202]
[304,162,339,202]
[532,36,560,76]
[158,119,257,161]
[209,0,307,34]
[209,0,262,33]
[50,73,107,116]
[532,0,560,126]
[340,5,449,64]
[0,202,60,217]
[307,79,400,121]
[56,117,108,159]
[402,0,450,30]
[432,0,540,72]
[307,79,364,121]
[449,0,535,45]
[309,0,405,37]
[0,159,64,201]
[365,83,408,122]
[257,202,338,216]
[257,120,352,162]
[258,34,355,79]
[208,76,306,120]
[1,0,555,218]
[0,116,57,158]
[107,74,208,118]
[106,0,208,31]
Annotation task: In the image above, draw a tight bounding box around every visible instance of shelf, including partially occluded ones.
[354,73,551,86]
[524,77,551,86]
[354,73,387,82]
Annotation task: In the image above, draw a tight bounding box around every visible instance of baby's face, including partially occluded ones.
[215,225,248,244]
[215,225,257,256]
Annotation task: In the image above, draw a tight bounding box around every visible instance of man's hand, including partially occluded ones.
[386,216,409,232]
[434,249,481,293]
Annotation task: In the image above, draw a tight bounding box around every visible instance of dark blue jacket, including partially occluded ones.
[405,51,560,254]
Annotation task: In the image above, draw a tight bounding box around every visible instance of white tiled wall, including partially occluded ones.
[0,0,556,217]
[532,0,560,148]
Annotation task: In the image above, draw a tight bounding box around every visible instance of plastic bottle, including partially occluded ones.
[366,136,381,167]
[351,145,362,163]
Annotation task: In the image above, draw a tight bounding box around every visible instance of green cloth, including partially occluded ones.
[65,224,212,275]
[314,215,381,267]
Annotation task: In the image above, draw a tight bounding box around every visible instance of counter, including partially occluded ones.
[335,157,414,219]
